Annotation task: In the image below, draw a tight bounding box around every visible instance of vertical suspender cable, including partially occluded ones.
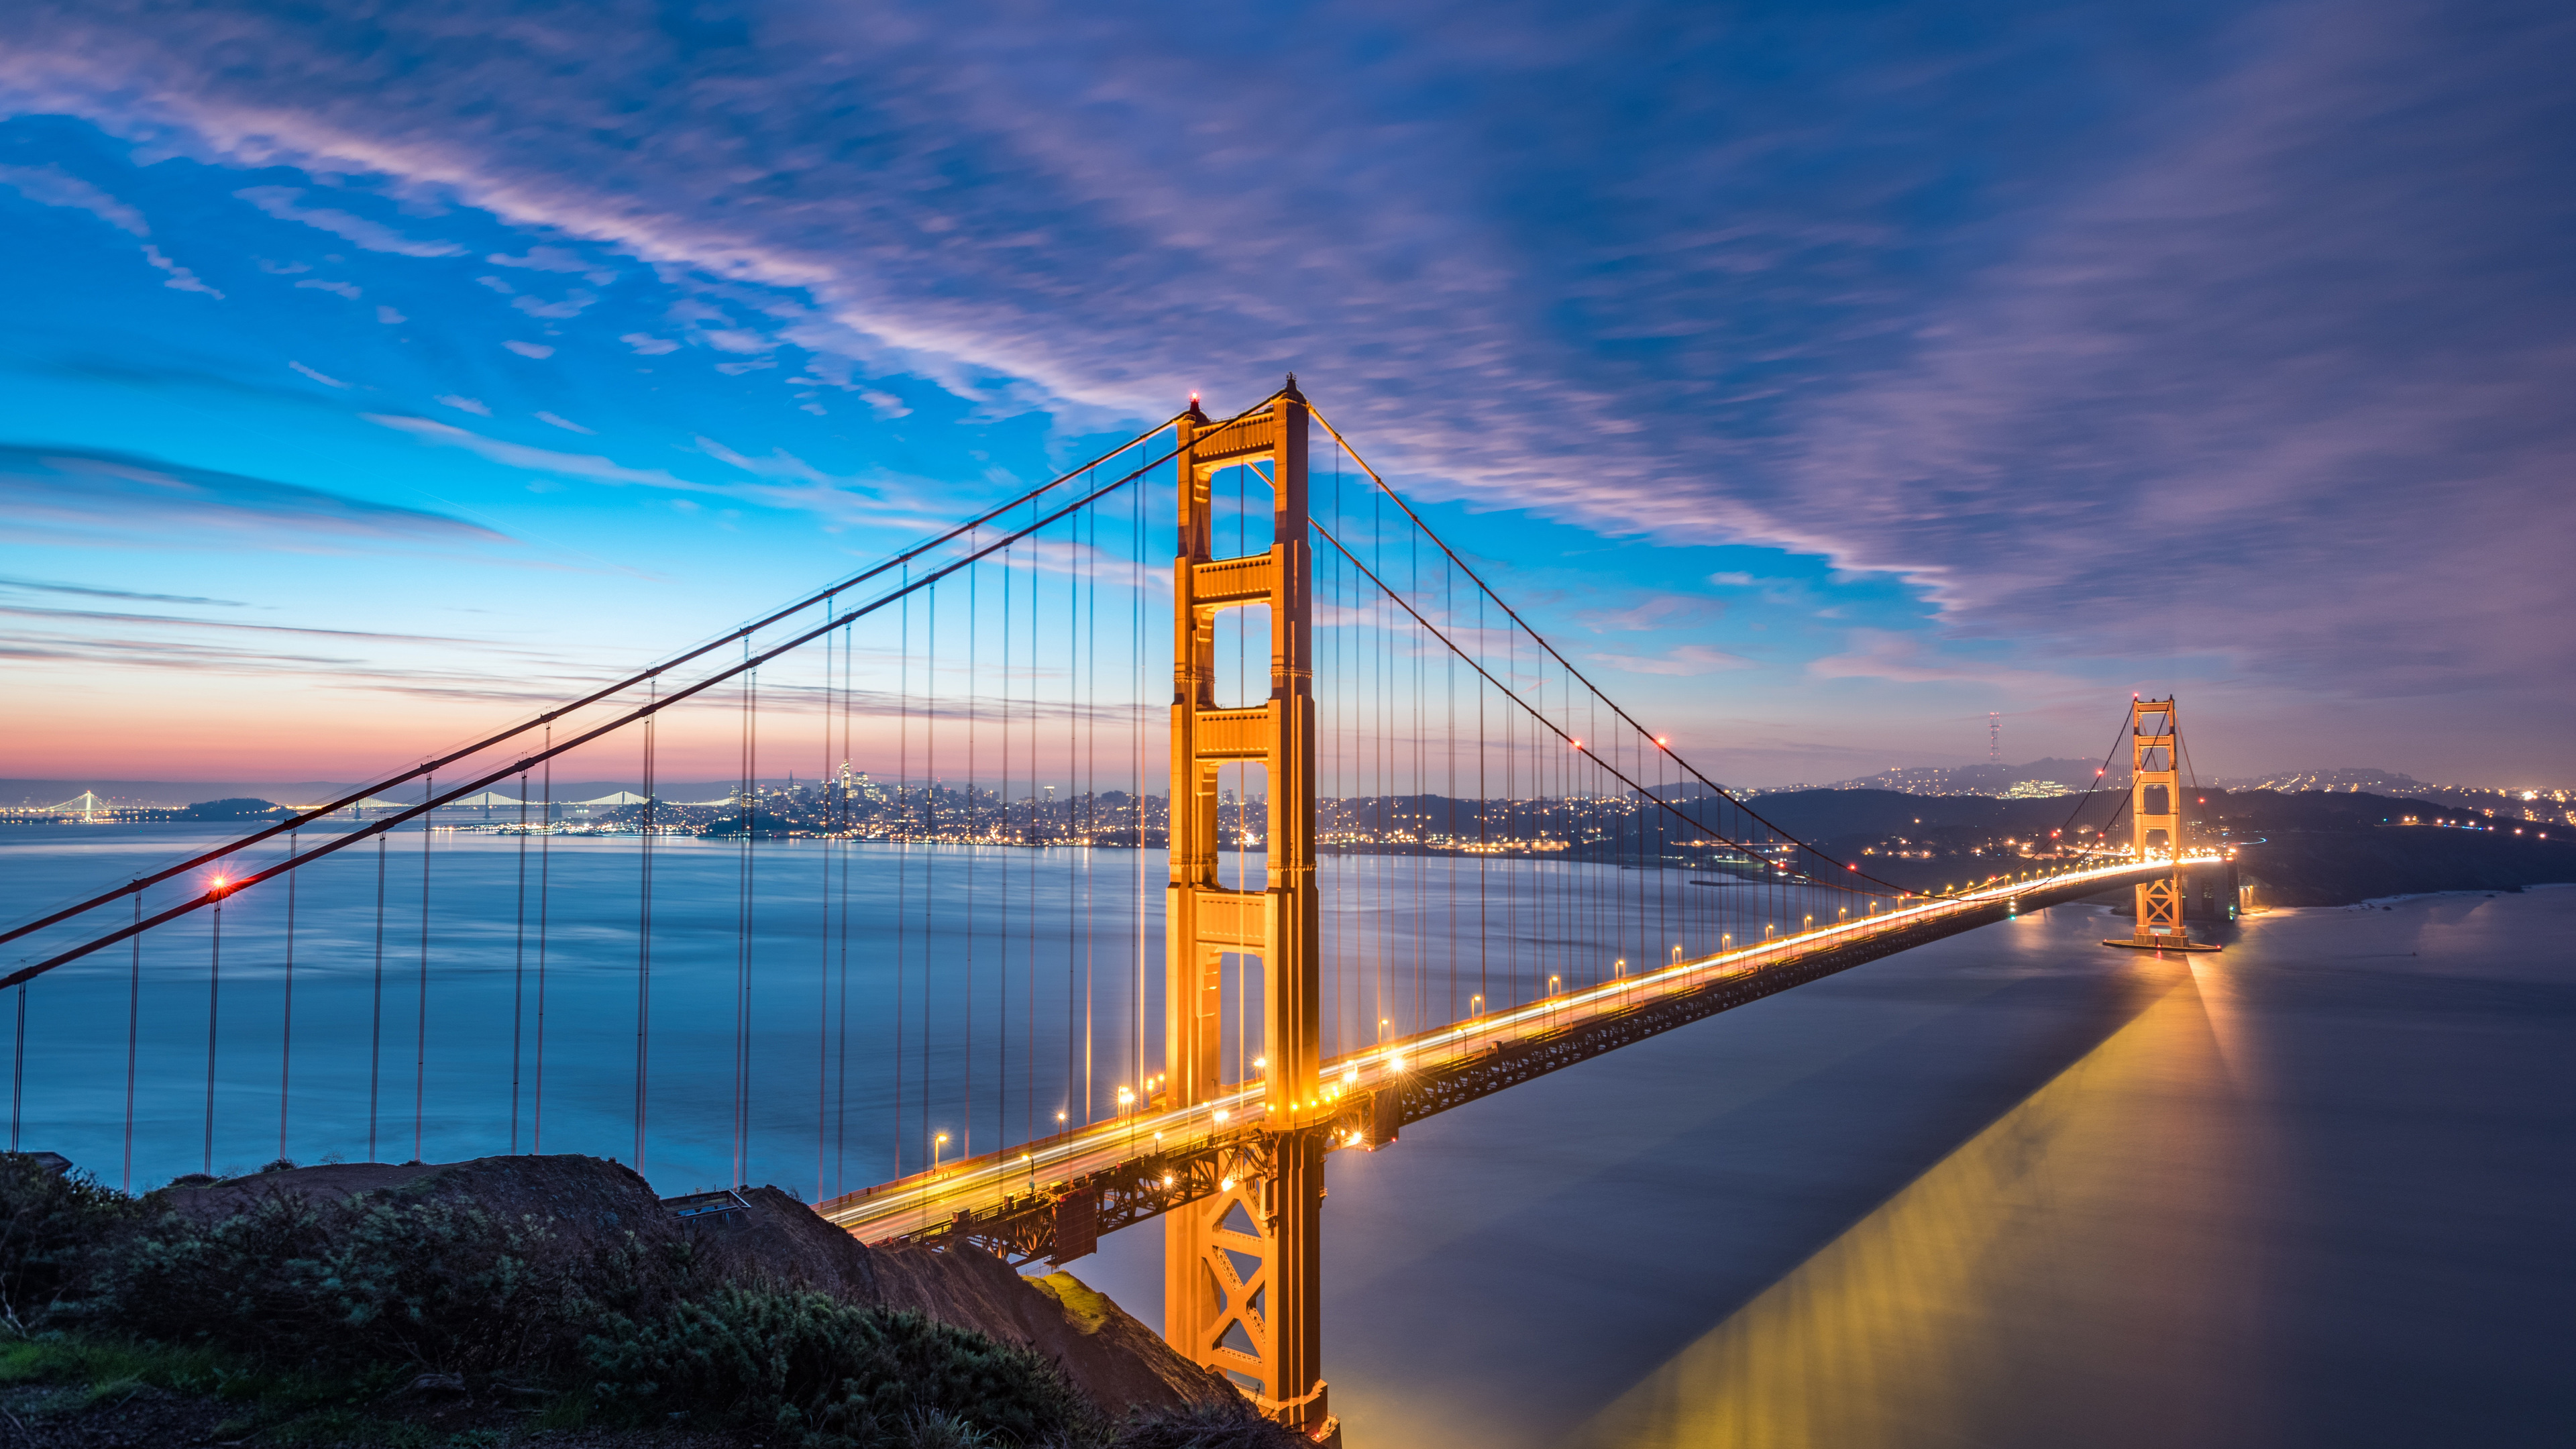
[280,829,297,1163]
[123,893,140,1191]
[637,683,657,1173]
[819,601,833,1201]
[835,614,855,1196]
[10,981,24,1153]
[415,775,432,1163]
[535,738,552,1155]
[370,835,386,1161]
[896,572,910,1176]
[203,897,219,1174]
[511,777,527,1154]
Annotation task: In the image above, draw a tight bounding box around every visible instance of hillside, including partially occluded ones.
[1734,788,2576,906]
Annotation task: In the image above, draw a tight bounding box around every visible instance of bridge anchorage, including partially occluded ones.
[3,374,2226,1448]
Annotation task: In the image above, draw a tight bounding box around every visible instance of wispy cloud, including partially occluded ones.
[0,443,509,546]
[1587,643,1756,677]
[501,340,553,359]
[365,414,708,491]
[233,185,466,258]
[1807,630,2074,694]
[0,162,145,233]
[286,360,348,388]
[0,576,244,607]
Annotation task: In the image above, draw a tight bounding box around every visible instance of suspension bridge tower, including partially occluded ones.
[1163,379,1334,1438]
[2107,696,2217,951]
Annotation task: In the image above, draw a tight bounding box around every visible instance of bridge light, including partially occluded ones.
[1222,1177,1236,1191]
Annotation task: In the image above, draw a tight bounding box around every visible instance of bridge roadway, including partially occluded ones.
[817,855,2210,1262]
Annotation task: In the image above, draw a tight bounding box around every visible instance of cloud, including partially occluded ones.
[0,0,2567,745]
[0,162,146,233]
[0,443,508,546]
[0,576,244,606]
[286,360,349,388]
[1807,630,2073,694]
[621,333,679,355]
[0,166,228,297]
[376,304,407,323]
[140,244,221,297]
[434,394,490,415]
[501,339,554,358]
[294,277,361,299]
[1576,593,1725,633]
[486,246,590,272]
[511,289,593,318]
[534,411,592,434]
[1586,643,1756,677]
[233,185,466,257]
[365,413,708,491]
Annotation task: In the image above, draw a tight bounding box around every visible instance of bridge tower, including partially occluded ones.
[2110,697,2214,951]
[1163,380,1334,1440]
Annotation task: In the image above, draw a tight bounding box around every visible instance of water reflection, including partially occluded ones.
[1572,961,2267,1448]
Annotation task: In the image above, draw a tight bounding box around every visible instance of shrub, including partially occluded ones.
[1109,1398,1315,1449]
[588,1285,1102,1448]
[83,1187,680,1376]
[0,1154,135,1326]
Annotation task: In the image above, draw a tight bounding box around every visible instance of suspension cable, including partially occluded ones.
[0,411,1206,951]
[5,394,1293,987]
[1307,407,1907,895]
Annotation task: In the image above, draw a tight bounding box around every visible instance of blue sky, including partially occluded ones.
[1,0,2568,787]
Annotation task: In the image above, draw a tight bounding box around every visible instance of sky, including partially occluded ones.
[0,0,2569,790]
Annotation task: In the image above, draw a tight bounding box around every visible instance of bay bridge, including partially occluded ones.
[1,381,2216,1444]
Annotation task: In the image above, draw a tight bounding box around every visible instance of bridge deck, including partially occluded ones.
[817,858,2202,1260]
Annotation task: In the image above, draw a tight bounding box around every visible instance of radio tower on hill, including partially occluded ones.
[1988,712,2001,766]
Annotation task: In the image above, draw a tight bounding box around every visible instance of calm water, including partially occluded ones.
[9,826,2569,1444]
[1077,889,2576,1447]
[0,820,1833,1198]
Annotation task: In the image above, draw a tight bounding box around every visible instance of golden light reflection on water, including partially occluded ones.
[1572,961,2269,1449]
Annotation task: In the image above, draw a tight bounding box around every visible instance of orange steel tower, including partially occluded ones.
[1162,380,1334,1440]
[2106,697,2216,951]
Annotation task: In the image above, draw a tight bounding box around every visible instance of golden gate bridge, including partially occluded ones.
[0,380,2214,1443]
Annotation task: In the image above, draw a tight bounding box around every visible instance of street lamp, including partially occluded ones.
[933,1132,948,1171]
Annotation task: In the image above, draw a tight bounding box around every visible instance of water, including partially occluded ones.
[0,820,1838,1197]
[1073,888,2576,1446]
[13,825,2565,1443]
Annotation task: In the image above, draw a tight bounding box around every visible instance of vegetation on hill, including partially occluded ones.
[0,1155,1302,1448]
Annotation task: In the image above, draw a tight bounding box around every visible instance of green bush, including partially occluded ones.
[83,1187,679,1376]
[0,1155,136,1326]
[588,1285,1103,1448]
